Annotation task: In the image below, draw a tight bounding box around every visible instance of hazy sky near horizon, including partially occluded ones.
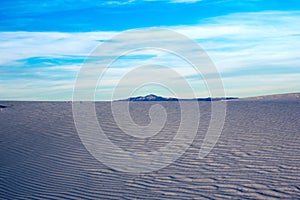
[0,0,300,100]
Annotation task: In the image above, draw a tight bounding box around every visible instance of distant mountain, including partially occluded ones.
[196,97,238,101]
[125,94,178,101]
[118,94,238,102]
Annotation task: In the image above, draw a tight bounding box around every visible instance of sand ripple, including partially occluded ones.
[0,101,299,199]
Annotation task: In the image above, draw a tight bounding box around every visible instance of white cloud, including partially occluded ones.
[169,0,202,3]
[0,31,117,66]
[1,11,300,100]
[103,0,135,6]
[171,11,300,73]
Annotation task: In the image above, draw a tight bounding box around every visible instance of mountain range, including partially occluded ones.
[118,92,300,102]
[119,94,238,101]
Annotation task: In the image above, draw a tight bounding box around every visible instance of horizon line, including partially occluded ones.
[0,91,299,102]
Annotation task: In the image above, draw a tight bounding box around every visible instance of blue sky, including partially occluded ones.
[0,0,300,100]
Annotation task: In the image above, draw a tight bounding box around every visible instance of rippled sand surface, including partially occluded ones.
[0,101,299,199]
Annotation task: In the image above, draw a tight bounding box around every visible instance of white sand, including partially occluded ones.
[0,98,299,199]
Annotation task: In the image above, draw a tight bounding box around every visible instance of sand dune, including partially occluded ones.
[0,99,299,199]
[240,92,300,101]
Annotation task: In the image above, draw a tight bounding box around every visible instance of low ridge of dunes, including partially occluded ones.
[240,92,300,101]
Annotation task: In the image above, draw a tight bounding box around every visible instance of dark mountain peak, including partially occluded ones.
[118,94,238,101]
[126,94,178,101]
[144,94,158,100]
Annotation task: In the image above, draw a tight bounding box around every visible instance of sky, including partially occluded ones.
[0,0,300,100]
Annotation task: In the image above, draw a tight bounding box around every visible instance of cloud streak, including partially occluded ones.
[1,11,299,100]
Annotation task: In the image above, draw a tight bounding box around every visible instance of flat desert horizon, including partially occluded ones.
[0,92,299,199]
[2,0,300,199]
